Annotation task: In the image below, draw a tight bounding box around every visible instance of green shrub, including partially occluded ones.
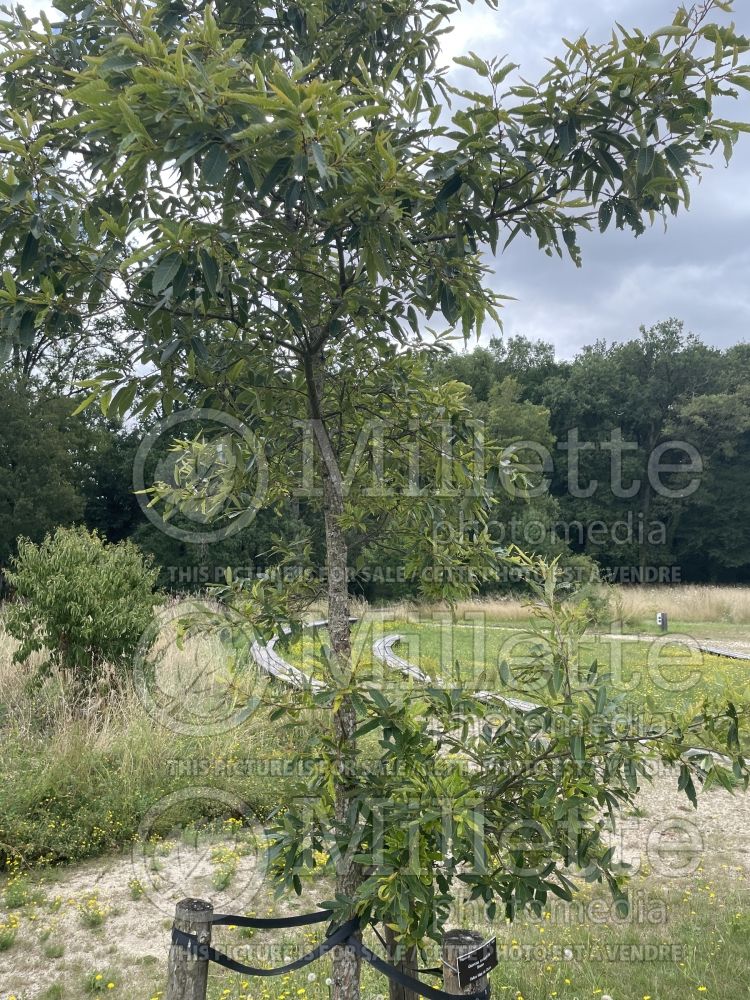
[5,526,161,689]
[3,874,44,908]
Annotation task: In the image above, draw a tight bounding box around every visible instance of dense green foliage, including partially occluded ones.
[5,525,161,688]
[0,376,87,570]
[436,320,750,584]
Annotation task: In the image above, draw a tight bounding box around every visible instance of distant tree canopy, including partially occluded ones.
[0,376,86,570]
[3,319,749,588]
[0,368,320,588]
[436,320,750,583]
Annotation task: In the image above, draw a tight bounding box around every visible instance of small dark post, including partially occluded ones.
[442,929,491,997]
[166,897,213,1000]
[657,611,668,633]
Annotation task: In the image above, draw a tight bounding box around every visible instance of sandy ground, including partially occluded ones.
[618,769,750,874]
[0,769,748,1000]
[0,828,319,1000]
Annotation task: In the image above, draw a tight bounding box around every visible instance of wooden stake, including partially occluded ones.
[166,897,213,1000]
[442,929,491,997]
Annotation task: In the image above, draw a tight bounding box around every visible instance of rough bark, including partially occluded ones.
[304,347,363,1000]
[165,898,213,1000]
[325,489,362,1000]
[384,925,420,1000]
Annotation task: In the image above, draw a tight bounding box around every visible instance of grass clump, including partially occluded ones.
[127,877,145,900]
[41,985,65,1000]
[77,895,110,929]
[0,619,303,872]
[84,969,121,994]
[0,912,19,950]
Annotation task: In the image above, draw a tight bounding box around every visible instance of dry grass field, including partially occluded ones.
[386,584,750,628]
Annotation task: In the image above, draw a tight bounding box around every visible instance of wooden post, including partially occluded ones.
[166,897,213,1000]
[442,930,491,997]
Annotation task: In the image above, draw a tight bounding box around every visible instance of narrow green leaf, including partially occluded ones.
[355,718,382,739]
[652,25,691,38]
[19,311,35,347]
[439,283,459,325]
[152,253,182,295]
[258,156,292,199]
[498,659,511,685]
[309,141,329,182]
[160,339,181,364]
[664,143,691,172]
[436,172,462,208]
[556,119,578,155]
[109,381,138,417]
[636,146,656,175]
[202,144,229,185]
[595,684,608,714]
[72,390,101,416]
[453,53,489,76]
[20,233,39,273]
[199,248,219,297]
[546,880,573,902]
[678,764,698,808]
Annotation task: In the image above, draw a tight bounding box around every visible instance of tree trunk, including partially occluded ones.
[305,348,363,1000]
[325,492,362,1000]
[384,925,420,1000]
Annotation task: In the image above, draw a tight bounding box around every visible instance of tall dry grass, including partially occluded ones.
[610,584,750,624]
[371,585,750,625]
[0,610,294,869]
[369,594,528,621]
[0,607,261,743]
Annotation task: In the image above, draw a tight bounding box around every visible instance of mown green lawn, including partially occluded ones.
[284,618,750,720]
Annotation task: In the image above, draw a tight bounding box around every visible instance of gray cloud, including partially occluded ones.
[445,0,750,356]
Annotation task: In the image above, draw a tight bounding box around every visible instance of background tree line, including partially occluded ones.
[435,318,750,585]
[2,316,748,593]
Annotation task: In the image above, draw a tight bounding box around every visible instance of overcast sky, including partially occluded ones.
[20,0,750,357]
[442,0,750,357]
